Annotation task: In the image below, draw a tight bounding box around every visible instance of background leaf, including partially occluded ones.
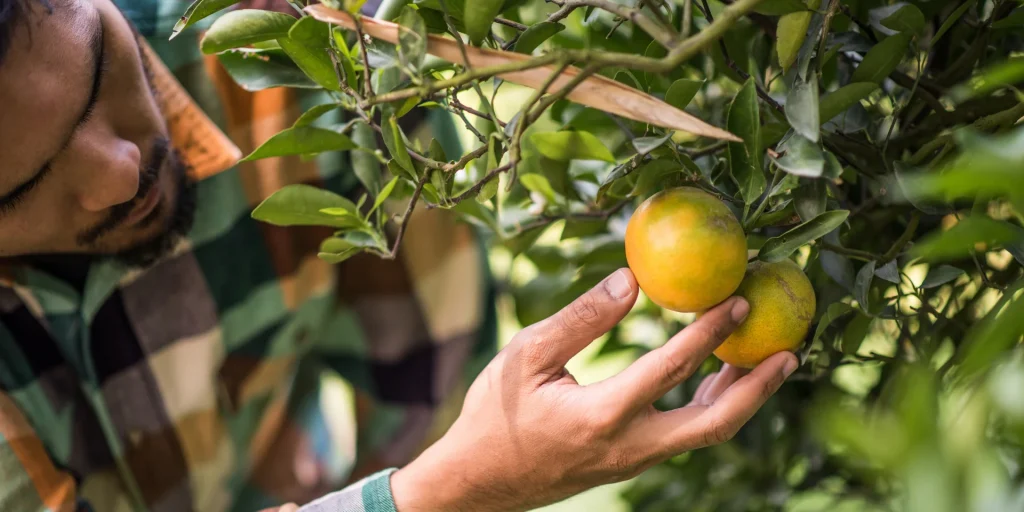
[514,22,565,54]
[200,10,295,54]
[531,131,616,163]
[727,79,765,204]
[851,33,913,84]
[243,126,356,161]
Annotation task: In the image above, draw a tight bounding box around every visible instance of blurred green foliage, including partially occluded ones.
[183,0,1024,509]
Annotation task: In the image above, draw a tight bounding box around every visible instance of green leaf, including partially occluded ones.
[217,48,319,91]
[318,231,381,263]
[429,138,448,163]
[841,313,873,355]
[278,18,341,91]
[172,0,239,39]
[755,0,809,15]
[243,126,357,161]
[664,79,704,110]
[397,6,428,71]
[331,29,359,89]
[630,159,683,197]
[476,177,499,202]
[822,151,843,179]
[920,265,966,289]
[727,79,764,204]
[819,82,878,124]
[777,11,812,73]
[949,57,1024,104]
[514,22,565,54]
[383,115,415,174]
[793,179,826,222]
[530,131,616,163]
[874,260,900,284]
[813,302,857,344]
[854,261,875,311]
[933,0,977,45]
[464,0,503,45]
[992,8,1024,29]
[200,10,295,54]
[851,33,912,84]
[957,286,1024,380]
[911,216,1023,262]
[821,235,855,291]
[252,184,364,229]
[759,210,850,262]
[561,219,607,240]
[881,4,925,33]
[388,159,417,184]
[293,104,341,128]
[370,176,400,215]
[521,174,558,203]
[892,129,1024,204]
[774,134,824,177]
[351,122,381,194]
[632,134,673,156]
[786,79,819,142]
[453,200,499,231]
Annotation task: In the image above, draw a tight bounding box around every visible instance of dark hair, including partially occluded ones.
[0,0,49,66]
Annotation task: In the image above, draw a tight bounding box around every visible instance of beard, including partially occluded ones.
[109,147,197,269]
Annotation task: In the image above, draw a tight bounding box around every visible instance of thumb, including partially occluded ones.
[513,268,638,372]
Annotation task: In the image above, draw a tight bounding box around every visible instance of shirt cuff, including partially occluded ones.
[298,468,399,512]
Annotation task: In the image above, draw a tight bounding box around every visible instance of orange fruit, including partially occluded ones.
[625,187,747,313]
[706,259,816,368]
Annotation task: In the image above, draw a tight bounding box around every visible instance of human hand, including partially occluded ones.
[257,504,298,512]
[390,268,799,511]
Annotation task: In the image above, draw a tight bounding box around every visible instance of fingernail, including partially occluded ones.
[730,297,750,323]
[605,269,632,299]
[782,355,799,377]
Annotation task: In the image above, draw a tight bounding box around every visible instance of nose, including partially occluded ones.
[74,136,143,213]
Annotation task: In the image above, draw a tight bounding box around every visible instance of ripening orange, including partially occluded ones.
[707,259,817,368]
[625,187,747,313]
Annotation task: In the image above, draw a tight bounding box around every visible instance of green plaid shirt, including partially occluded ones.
[0,2,495,511]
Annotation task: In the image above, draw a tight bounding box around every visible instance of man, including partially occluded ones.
[0,1,798,511]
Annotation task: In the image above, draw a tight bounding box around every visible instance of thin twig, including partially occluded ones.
[439,0,508,141]
[364,0,769,106]
[495,17,528,30]
[515,200,630,233]
[700,0,784,114]
[352,15,375,97]
[446,163,515,204]
[820,242,878,262]
[681,0,693,38]
[388,172,431,258]
[451,95,507,127]
[546,0,681,47]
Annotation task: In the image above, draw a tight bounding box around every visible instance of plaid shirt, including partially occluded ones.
[0,2,495,511]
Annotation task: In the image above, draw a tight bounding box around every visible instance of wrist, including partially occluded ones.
[390,447,474,511]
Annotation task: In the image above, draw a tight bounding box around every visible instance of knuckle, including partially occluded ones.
[586,411,621,437]
[659,350,698,384]
[516,334,552,368]
[701,417,736,446]
[562,296,601,331]
[760,371,786,403]
[603,450,638,483]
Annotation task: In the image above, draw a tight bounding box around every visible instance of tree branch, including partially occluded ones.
[546,0,681,47]
[388,171,430,259]
[363,0,769,106]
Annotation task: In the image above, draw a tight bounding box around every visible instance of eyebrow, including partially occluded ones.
[0,9,106,211]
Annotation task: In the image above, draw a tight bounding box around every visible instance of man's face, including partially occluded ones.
[0,0,195,267]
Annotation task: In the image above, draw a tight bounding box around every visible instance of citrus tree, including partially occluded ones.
[177,0,1024,509]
